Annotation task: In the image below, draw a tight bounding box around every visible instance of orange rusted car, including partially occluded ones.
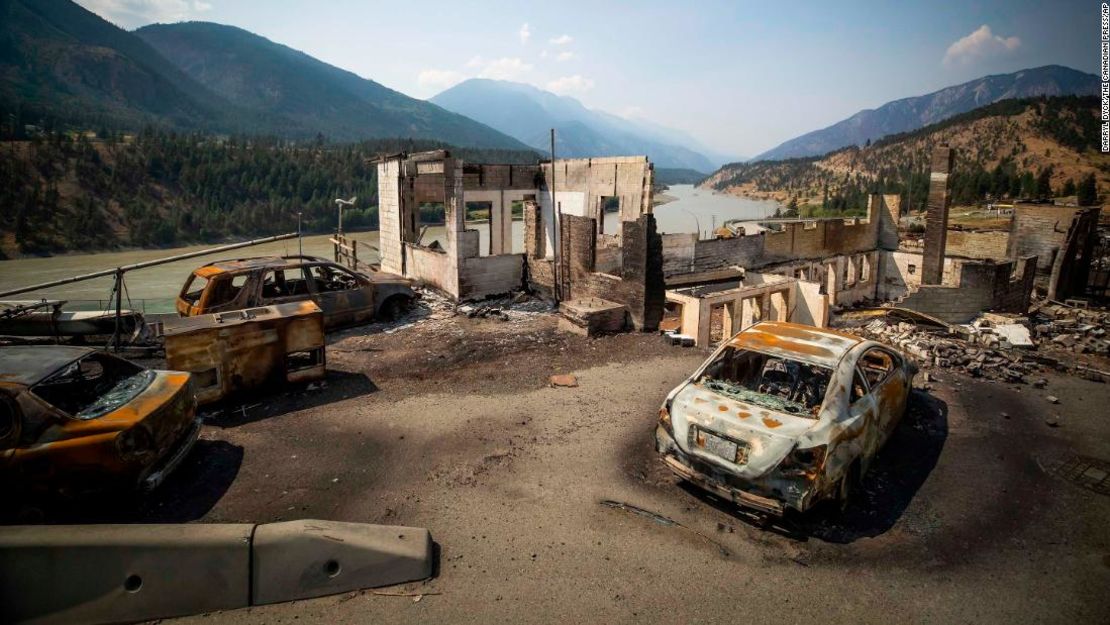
[176,256,416,330]
[655,321,916,516]
[0,346,200,497]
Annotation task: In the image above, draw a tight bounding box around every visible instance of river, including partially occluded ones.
[0,185,778,313]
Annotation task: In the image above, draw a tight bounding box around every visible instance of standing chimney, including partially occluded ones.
[921,146,954,285]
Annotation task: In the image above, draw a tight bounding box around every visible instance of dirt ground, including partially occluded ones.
[16,298,1110,624]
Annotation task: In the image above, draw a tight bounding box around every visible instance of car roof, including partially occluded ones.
[0,345,94,387]
[729,321,863,368]
[194,255,331,277]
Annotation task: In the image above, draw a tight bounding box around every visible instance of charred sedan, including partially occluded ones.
[176,255,416,331]
[655,321,916,516]
[0,346,200,496]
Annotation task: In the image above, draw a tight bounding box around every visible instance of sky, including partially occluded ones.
[77,0,1098,159]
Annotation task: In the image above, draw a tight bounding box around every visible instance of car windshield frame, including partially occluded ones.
[31,353,154,421]
[694,346,834,418]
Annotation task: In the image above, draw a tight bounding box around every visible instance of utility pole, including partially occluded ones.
[297,211,303,257]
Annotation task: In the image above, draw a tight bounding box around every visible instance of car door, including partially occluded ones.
[829,367,874,478]
[305,263,374,329]
[258,266,314,307]
[858,347,907,446]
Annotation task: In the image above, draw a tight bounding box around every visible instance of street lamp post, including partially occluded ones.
[335,196,357,235]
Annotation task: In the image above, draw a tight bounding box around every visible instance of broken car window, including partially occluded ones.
[309,265,358,292]
[696,347,831,417]
[860,348,896,387]
[204,274,248,308]
[32,353,153,420]
[180,273,209,304]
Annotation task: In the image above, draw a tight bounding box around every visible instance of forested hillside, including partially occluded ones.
[0,129,539,257]
[704,96,1108,217]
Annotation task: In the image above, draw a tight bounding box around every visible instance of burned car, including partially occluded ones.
[0,346,199,496]
[655,321,916,516]
[176,256,416,330]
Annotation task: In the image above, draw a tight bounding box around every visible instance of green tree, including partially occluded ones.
[1078,173,1098,206]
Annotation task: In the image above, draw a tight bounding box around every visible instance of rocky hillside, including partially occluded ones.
[705,96,1108,213]
[754,66,1098,161]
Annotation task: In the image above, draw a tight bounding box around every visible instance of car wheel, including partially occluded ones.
[379,296,410,321]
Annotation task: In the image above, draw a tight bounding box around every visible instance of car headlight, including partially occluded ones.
[115,427,154,461]
[780,444,827,478]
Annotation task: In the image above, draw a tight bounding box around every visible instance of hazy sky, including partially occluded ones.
[77,0,1097,158]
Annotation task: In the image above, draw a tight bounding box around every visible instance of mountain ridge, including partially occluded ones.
[705,96,1107,214]
[0,1,531,150]
[431,78,716,171]
[754,65,1099,161]
[135,21,530,149]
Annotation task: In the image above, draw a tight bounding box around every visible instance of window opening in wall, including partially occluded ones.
[709,303,727,345]
[859,254,870,283]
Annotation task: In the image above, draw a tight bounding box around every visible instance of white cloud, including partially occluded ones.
[549,34,573,46]
[556,51,575,62]
[546,75,594,95]
[417,69,465,92]
[519,23,531,44]
[942,25,1020,67]
[76,0,212,29]
[476,57,534,80]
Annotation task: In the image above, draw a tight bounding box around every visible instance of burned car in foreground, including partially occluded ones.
[656,321,916,516]
[176,255,416,331]
[0,346,199,496]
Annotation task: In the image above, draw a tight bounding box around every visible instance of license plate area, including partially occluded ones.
[689,426,748,464]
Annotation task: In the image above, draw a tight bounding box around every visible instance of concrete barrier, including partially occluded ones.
[0,520,433,625]
[0,523,253,625]
[252,520,433,605]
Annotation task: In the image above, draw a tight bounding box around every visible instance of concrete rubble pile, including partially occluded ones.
[850,318,1043,383]
[844,304,1110,384]
[1031,303,1110,356]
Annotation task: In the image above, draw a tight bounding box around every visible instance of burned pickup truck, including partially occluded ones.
[0,346,200,497]
[176,256,416,330]
[655,321,916,516]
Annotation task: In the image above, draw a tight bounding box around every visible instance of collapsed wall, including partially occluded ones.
[375,151,664,331]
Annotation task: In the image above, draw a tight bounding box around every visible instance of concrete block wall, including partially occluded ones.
[893,255,1036,323]
[1007,204,1072,270]
[943,230,1011,260]
[895,285,992,323]
[377,160,404,275]
[540,157,654,226]
[459,255,525,300]
[404,245,453,295]
[558,213,663,331]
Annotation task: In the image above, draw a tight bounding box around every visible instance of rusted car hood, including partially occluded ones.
[671,383,817,478]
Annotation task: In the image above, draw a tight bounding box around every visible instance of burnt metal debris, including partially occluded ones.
[164,301,327,406]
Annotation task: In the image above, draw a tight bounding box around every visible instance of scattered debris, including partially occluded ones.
[1046,395,1060,404]
[600,500,729,557]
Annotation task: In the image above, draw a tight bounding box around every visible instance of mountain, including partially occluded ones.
[754,66,1099,161]
[0,0,254,132]
[135,22,530,149]
[704,96,1106,213]
[430,78,715,172]
[0,1,529,149]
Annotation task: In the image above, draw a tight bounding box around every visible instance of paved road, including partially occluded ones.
[30,320,1110,624]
